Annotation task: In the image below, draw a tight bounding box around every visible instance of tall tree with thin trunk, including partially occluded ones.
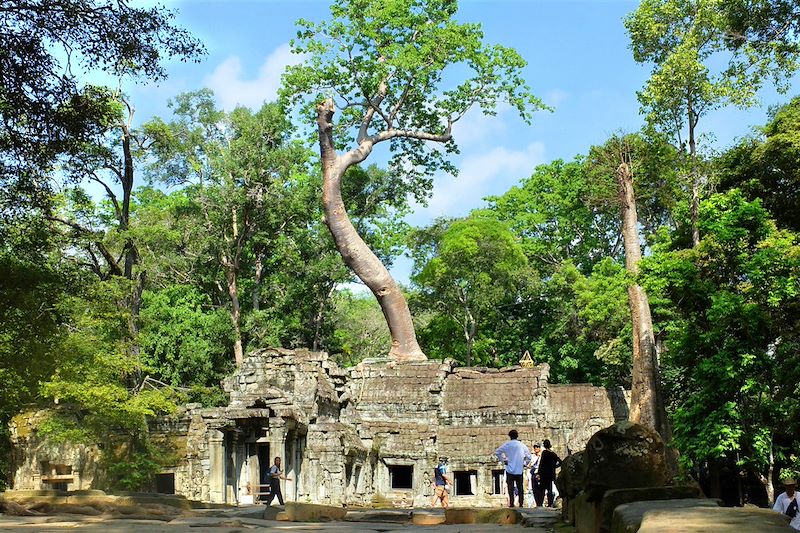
[146,91,308,366]
[281,0,545,361]
[588,134,674,447]
[625,0,800,247]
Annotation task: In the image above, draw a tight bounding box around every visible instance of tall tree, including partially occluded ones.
[587,133,675,448]
[625,0,800,246]
[47,91,152,358]
[281,0,545,362]
[642,190,800,502]
[410,216,528,366]
[145,91,308,366]
[0,0,204,218]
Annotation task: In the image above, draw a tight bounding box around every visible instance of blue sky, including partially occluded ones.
[124,0,799,285]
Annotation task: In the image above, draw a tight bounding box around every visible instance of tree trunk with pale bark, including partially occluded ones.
[316,100,426,362]
[225,264,244,367]
[617,161,671,445]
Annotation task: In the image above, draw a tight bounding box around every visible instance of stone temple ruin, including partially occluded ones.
[10,348,629,507]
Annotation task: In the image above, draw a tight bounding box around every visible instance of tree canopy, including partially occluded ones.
[0,0,205,218]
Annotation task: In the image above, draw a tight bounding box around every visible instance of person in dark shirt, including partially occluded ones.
[266,457,286,506]
[537,439,561,507]
[431,458,450,508]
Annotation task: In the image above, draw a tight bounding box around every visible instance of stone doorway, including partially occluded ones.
[256,443,271,502]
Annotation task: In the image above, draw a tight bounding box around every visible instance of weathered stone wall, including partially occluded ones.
[9,348,629,508]
[9,411,100,492]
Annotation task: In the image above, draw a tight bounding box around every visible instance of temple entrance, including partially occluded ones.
[257,443,271,502]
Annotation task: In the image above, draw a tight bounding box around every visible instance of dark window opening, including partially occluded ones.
[454,470,477,496]
[492,469,505,495]
[50,481,68,491]
[388,465,413,490]
[155,473,175,494]
[257,443,271,501]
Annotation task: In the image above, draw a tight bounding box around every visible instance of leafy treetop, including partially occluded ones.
[280,0,546,194]
[625,0,800,141]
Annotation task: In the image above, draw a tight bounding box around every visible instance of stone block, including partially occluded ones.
[638,505,791,532]
[574,490,602,533]
[558,450,587,500]
[262,506,283,520]
[112,493,194,510]
[283,501,347,522]
[345,509,410,522]
[412,511,446,525]
[584,422,667,501]
[445,507,520,525]
[598,485,703,532]
[275,511,289,521]
[611,498,720,533]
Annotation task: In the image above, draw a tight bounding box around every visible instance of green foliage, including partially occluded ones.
[484,158,622,275]
[626,0,800,135]
[0,0,204,215]
[410,216,529,365]
[281,0,546,197]
[40,278,178,430]
[717,95,800,232]
[328,290,393,365]
[527,259,633,385]
[641,189,800,478]
[139,285,234,388]
[0,214,87,489]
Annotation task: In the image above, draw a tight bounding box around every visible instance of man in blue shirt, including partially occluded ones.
[494,429,532,507]
[431,458,450,508]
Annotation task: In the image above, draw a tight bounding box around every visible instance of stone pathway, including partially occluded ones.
[0,506,564,532]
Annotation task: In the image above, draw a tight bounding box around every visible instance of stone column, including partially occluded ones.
[286,434,298,501]
[208,430,225,503]
[270,421,287,502]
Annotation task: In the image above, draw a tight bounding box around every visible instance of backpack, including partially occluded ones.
[786,497,798,518]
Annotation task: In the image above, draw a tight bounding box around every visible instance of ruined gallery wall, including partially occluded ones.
[8,348,629,507]
[341,357,629,506]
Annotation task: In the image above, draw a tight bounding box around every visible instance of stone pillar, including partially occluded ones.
[208,430,225,503]
[286,434,298,501]
[270,421,287,502]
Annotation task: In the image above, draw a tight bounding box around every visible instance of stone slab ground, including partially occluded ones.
[637,506,793,532]
[0,514,557,532]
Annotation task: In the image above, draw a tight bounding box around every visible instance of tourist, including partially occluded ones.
[494,429,532,507]
[431,458,450,508]
[538,439,561,507]
[266,457,287,506]
[530,443,543,507]
[773,477,800,530]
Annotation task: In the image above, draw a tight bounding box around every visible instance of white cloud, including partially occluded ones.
[409,141,546,225]
[451,104,512,148]
[204,43,304,110]
[544,89,568,107]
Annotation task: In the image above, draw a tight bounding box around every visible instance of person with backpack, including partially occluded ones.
[773,477,799,530]
[431,458,450,508]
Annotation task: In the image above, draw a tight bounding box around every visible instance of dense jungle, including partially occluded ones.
[1,0,799,508]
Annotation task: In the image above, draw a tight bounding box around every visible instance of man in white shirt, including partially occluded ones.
[773,477,799,530]
[494,429,532,508]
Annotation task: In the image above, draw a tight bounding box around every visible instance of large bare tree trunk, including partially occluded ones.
[617,162,671,444]
[317,100,425,362]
